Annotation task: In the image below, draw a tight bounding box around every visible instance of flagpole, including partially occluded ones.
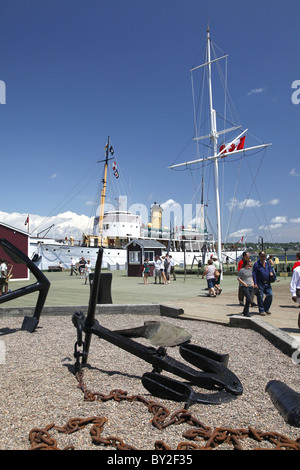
[206,26,223,272]
[25,215,29,233]
[168,143,272,169]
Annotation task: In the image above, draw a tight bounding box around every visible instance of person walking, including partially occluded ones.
[70,257,78,276]
[202,259,216,297]
[290,265,300,329]
[169,255,176,280]
[252,251,274,315]
[154,255,162,284]
[164,255,171,283]
[0,259,8,295]
[79,257,86,278]
[212,255,222,295]
[237,251,250,305]
[160,256,168,285]
[84,260,92,284]
[237,251,256,306]
[237,258,254,316]
[143,258,150,285]
[292,252,300,272]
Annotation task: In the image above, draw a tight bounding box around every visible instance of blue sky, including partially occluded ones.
[1,0,300,243]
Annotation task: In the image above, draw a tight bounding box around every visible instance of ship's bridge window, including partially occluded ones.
[129,251,140,264]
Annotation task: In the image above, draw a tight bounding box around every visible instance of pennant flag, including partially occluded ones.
[104,143,114,156]
[24,216,29,225]
[219,136,246,157]
[112,161,119,178]
[236,236,244,244]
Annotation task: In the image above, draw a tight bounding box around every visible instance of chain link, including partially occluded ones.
[28,369,300,450]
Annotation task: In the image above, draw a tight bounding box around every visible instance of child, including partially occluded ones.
[143,258,150,285]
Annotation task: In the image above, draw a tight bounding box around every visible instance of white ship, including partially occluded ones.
[29,203,222,271]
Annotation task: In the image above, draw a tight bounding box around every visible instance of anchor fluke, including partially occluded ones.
[115,321,192,347]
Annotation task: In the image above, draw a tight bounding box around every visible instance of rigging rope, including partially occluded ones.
[32,162,99,235]
[230,147,273,243]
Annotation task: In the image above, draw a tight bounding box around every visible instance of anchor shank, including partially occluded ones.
[89,320,220,390]
[82,248,103,364]
[85,248,103,328]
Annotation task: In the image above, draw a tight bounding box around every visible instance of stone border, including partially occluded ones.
[1,304,299,359]
[0,303,184,318]
[230,315,300,358]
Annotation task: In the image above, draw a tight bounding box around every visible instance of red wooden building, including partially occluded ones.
[126,239,165,277]
[0,222,30,281]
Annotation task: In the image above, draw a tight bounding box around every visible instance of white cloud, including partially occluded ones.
[160,199,178,210]
[290,217,300,224]
[271,216,287,224]
[0,210,94,241]
[50,173,58,179]
[227,198,262,210]
[290,168,300,177]
[247,87,266,96]
[160,199,183,228]
[258,216,287,232]
[259,223,282,231]
[229,228,254,239]
[267,199,280,205]
[242,199,262,208]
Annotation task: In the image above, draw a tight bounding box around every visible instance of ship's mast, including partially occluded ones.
[98,136,113,241]
[168,27,271,268]
[206,26,222,264]
[200,176,204,231]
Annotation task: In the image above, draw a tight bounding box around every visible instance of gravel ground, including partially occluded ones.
[0,314,300,451]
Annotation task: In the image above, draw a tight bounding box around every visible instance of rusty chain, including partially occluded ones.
[27,369,300,450]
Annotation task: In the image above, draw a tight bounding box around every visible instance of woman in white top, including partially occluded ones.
[202,259,216,297]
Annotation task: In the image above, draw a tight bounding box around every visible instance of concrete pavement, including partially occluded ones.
[1,269,299,353]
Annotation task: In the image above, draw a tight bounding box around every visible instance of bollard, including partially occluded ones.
[89,272,112,304]
[266,380,300,427]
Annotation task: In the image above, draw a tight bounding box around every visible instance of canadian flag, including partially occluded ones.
[219,136,246,157]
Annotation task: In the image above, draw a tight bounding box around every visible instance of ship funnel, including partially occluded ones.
[151,203,163,230]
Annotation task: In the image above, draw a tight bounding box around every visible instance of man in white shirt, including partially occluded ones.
[169,255,176,281]
[0,259,7,295]
[290,265,300,329]
[70,257,78,276]
[154,256,162,284]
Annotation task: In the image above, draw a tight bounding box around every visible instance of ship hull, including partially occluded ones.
[30,238,242,271]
